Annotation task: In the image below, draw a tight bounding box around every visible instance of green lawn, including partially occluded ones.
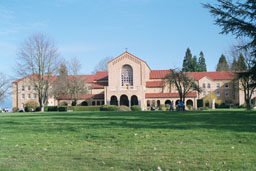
[0,110,255,170]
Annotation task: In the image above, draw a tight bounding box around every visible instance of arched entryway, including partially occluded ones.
[165,100,171,105]
[131,95,138,106]
[81,101,88,106]
[110,96,118,105]
[175,100,180,105]
[120,95,129,106]
[157,100,160,107]
[186,100,193,107]
[147,100,150,107]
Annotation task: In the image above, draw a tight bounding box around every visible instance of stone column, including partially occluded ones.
[118,100,120,107]
[129,100,131,107]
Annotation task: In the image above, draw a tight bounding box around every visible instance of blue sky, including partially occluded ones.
[0,0,237,107]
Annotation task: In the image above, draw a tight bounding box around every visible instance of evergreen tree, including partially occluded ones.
[191,56,199,72]
[231,57,238,71]
[182,48,193,72]
[237,53,247,71]
[198,51,207,72]
[216,54,229,71]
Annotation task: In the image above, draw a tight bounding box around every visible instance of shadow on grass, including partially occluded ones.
[2,110,256,133]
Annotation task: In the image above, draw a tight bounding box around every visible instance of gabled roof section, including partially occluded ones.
[108,51,151,70]
[94,71,108,81]
[150,70,170,79]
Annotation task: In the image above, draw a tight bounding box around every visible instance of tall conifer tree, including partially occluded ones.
[237,53,247,71]
[231,57,238,71]
[182,48,193,72]
[216,54,229,71]
[198,51,207,72]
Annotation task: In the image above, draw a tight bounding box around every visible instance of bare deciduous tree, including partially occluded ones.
[68,57,87,106]
[92,56,113,74]
[17,33,59,111]
[165,69,201,104]
[0,72,10,104]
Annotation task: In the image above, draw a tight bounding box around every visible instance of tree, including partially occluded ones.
[237,53,247,71]
[203,0,256,55]
[182,48,193,72]
[165,69,201,104]
[203,92,222,109]
[198,51,207,72]
[191,56,199,72]
[68,57,87,106]
[51,63,69,102]
[231,57,238,71]
[17,33,59,111]
[92,56,113,74]
[0,73,10,104]
[230,43,256,110]
[216,54,229,71]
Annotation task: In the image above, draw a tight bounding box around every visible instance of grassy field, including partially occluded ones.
[0,110,255,170]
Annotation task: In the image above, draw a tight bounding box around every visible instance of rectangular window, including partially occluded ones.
[22,85,25,91]
[225,83,229,88]
[216,90,220,96]
[22,94,25,99]
[207,83,211,88]
[202,91,206,96]
[28,94,31,99]
[33,93,37,99]
[216,83,220,88]
[203,83,206,88]
[33,86,36,90]
[225,90,229,97]
[28,86,31,91]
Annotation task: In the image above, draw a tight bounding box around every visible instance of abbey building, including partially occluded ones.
[12,51,256,110]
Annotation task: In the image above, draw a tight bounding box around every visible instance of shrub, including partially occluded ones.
[12,107,19,113]
[100,105,118,111]
[0,110,2,113]
[47,106,58,112]
[59,106,67,112]
[68,106,101,111]
[199,106,209,110]
[159,104,166,111]
[165,104,170,110]
[25,100,39,112]
[131,105,141,111]
[239,104,246,108]
[35,107,41,112]
[118,105,131,111]
[187,105,193,111]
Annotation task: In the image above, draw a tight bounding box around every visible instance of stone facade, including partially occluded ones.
[12,51,256,110]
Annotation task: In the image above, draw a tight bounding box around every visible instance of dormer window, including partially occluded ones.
[121,65,133,86]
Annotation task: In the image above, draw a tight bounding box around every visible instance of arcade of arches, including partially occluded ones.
[110,95,139,107]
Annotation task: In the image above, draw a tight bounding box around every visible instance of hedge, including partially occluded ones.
[131,105,142,111]
[100,105,118,111]
[67,106,101,111]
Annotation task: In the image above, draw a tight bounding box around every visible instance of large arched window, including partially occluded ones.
[121,65,133,86]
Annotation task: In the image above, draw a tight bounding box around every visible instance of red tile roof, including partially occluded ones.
[57,93,104,100]
[149,70,235,80]
[94,71,108,81]
[187,71,235,80]
[150,70,170,79]
[146,81,164,87]
[91,82,108,89]
[146,92,197,98]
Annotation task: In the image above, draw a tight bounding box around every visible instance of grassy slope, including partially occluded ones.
[0,110,255,170]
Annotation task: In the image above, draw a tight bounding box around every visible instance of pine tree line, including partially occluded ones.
[216,53,247,71]
[182,48,207,72]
